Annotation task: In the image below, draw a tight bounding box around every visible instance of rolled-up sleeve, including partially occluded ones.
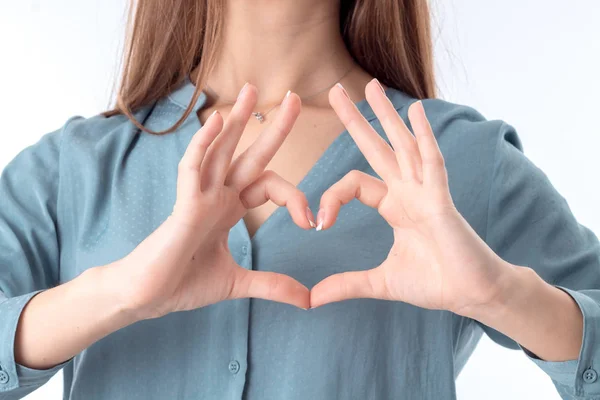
[480,122,600,398]
[524,288,600,396]
[0,125,69,397]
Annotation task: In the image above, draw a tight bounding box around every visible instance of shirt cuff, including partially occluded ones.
[0,291,67,392]
[521,286,600,398]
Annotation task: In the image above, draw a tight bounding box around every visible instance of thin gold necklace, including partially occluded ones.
[205,65,354,124]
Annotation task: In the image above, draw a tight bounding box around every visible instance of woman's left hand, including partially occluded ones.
[310,80,515,316]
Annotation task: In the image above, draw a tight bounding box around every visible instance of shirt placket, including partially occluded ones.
[227,220,253,399]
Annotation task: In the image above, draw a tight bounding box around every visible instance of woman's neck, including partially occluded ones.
[202,0,362,108]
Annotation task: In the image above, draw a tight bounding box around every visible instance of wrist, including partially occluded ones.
[458,263,584,361]
[459,261,535,321]
[84,263,144,326]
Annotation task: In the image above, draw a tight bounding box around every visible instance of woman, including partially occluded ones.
[0,0,597,399]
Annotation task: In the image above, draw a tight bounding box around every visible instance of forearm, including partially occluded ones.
[14,264,138,370]
[466,264,583,362]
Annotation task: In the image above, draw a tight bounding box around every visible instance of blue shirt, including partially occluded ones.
[1,78,599,399]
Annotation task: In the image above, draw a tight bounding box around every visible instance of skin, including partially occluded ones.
[16,0,582,374]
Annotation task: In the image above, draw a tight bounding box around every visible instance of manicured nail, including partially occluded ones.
[237,82,249,100]
[336,82,350,100]
[373,78,385,94]
[316,208,325,231]
[415,100,425,114]
[306,207,316,228]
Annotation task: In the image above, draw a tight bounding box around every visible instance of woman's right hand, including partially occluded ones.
[14,84,312,371]
[111,83,312,320]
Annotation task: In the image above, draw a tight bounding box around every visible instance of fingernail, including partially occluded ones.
[210,109,218,118]
[373,78,385,94]
[237,82,249,100]
[415,100,425,114]
[336,82,350,100]
[316,208,325,231]
[306,207,316,228]
[285,90,291,100]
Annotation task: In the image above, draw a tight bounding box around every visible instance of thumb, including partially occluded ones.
[230,268,310,309]
[310,267,387,308]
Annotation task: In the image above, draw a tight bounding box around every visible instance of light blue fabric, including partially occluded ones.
[1,78,599,399]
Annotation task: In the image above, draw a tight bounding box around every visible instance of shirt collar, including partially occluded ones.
[167,76,208,112]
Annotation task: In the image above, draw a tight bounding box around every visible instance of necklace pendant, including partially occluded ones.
[252,112,265,123]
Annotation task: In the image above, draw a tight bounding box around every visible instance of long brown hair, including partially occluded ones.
[105,0,435,135]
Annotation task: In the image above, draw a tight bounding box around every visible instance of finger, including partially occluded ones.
[365,79,423,181]
[226,91,302,190]
[232,268,310,309]
[310,267,388,308]
[408,101,448,188]
[317,170,387,231]
[202,83,258,187]
[239,170,314,229]
[328,83,401,182]
[177,110,224,193]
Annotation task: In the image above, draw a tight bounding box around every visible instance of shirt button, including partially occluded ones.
[583,368,598,383]
[241,245,248,256]
[228,360,240,375]
[0,370,9,384]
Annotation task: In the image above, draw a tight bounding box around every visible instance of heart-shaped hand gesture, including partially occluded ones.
[310,80,511,315]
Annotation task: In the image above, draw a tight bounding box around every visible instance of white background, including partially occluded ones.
[1,1,599,399]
